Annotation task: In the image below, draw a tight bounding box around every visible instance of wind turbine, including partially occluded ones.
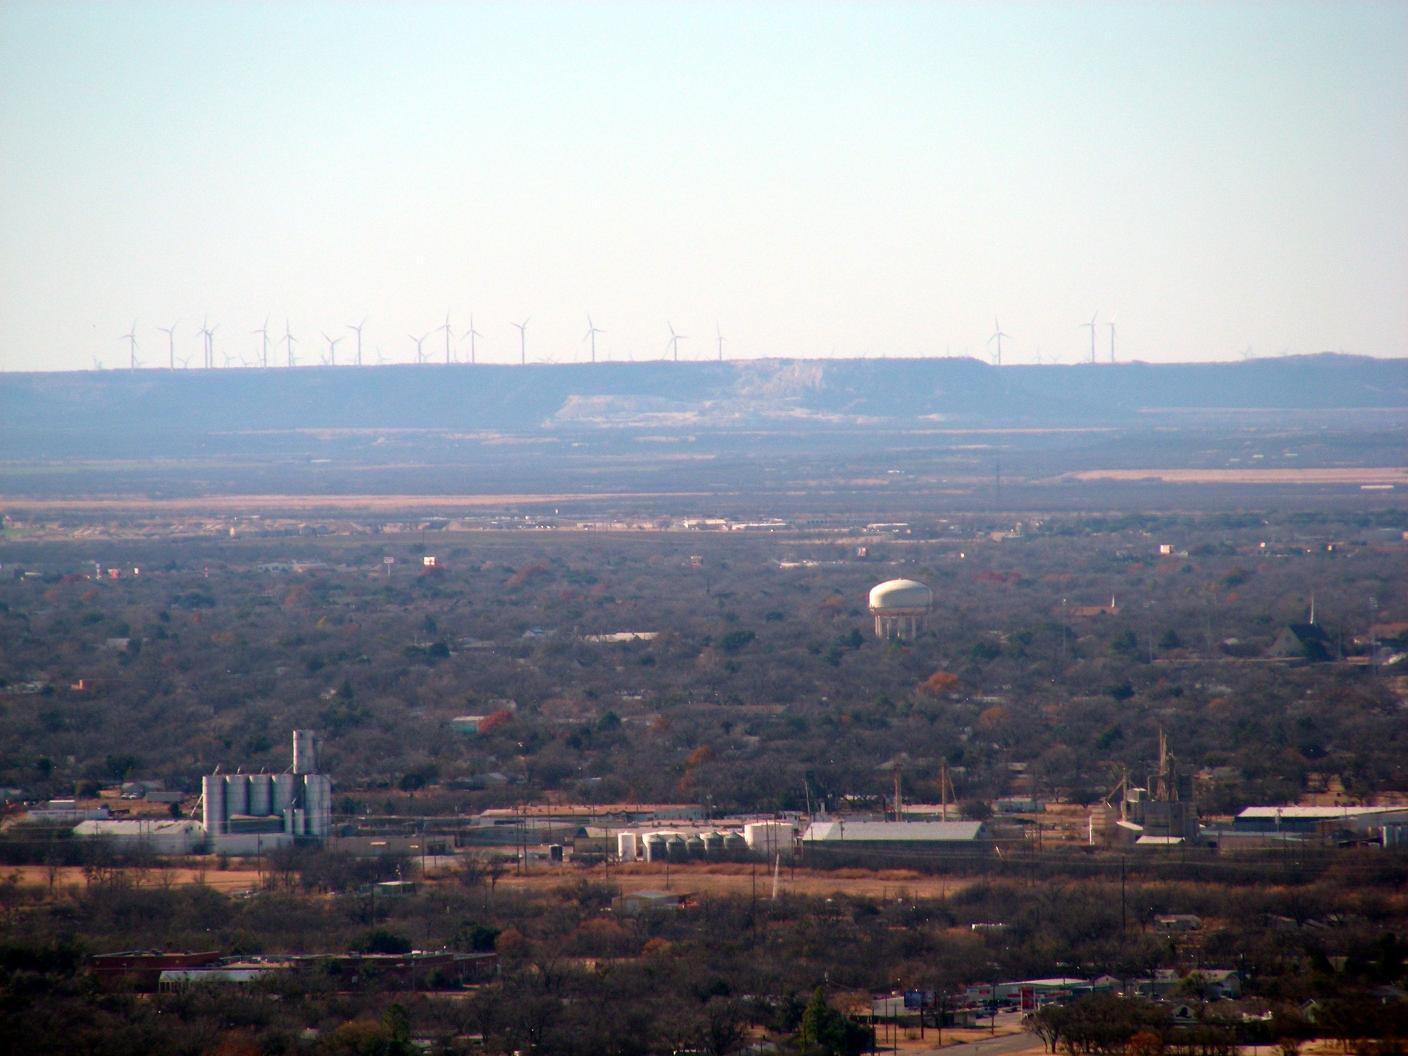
[666,322,686,361]
[512,318,529,365]
[584,314,603,363]
[409,331,429,364]
[321,331,343,366]
[253,317,271,369]
[1079,311,1098,364]
[347,317,365,366]
[158,321,178,369]
[1108,315,1117,363]
[462,315,483,364]
[438,311,454,364]
[716,323,724,362]
[988,317,1010,366]
[196,319,208,368]
[121,322,139,369]
[204,323,219,368]
[283,319,298,367]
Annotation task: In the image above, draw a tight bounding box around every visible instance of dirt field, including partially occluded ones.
[484,861,977,900]
[7,863,264,895]
[1060,467,1407,485]
[0,491,706,514]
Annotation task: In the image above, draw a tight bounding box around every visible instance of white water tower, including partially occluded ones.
[868,578,933,640]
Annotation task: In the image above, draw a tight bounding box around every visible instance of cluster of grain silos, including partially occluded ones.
[623,829,749,862]
[201,730,331,851]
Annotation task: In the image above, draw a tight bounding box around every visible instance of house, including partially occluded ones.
[1130,969,1240,1000]
[1268,623,1332,661]
[614,890,691,915]
[1154,914,1203,932]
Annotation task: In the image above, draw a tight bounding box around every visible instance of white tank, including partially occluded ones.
[744,821,796,854]
[202,775,226,836]
[293,808,306,836]
[617,832,638,861]
[224,775,249,816]
[867,579,933,612]
[248,774,272,815]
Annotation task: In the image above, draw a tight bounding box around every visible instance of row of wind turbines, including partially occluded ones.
[110,314,728,371]
[108,311,1125,371]
[987,312,1119,366]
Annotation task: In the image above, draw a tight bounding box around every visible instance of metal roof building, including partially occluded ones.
[800,820,987,856]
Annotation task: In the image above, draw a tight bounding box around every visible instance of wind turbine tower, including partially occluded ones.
[462,315,483,364]
[348,318,365,366]
[512,318,529,365]
[666,322,686,362]
[121,322,139,369]
[158,322,178,369]
[409,332,429,364]
[1080,312,1098,364]
[439,311,454,364]
[584,314,603,363]
[284,320,297,367]
[716,323,724,362]
[253,317,271,368]
[321,331,343,366]
[1108,320,1117,363]
[988,318,1010,366]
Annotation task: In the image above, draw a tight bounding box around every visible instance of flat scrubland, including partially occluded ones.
[494,861,978,900]
[7,863,264,894]
[1062,467,1408,485]
[0,491,703,513]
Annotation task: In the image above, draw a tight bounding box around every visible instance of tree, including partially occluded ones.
[799,988,870,1056]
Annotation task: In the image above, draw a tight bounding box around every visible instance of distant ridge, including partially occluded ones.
[1,354,1403,439]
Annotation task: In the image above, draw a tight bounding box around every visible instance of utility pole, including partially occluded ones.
[1120,855,1128,935]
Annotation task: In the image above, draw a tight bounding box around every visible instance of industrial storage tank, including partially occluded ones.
[703,831,725,856]
[744,821,797,856]
[248,774,272,816]
[617,832,639,861]
[684,834,706,859]
[665,835,688,862]
[722,832,748,854]
[272,773,295,815]
[202,775,226,836]
[224,775,249,816]
[644,835,668,862]
[867,578,933,640]
[292,730,317,774]
[304,774,332,837]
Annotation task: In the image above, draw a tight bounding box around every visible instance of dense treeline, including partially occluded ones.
[1,509,1404,814]
[1,853,1406,1054]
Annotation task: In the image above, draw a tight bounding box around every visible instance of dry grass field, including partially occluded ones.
[0,491,705,514]
[1060,467,1407,485]
[491,860,977,900]
[7,863,265,895]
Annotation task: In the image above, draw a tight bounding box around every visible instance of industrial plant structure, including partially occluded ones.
[867,578,933,639]
[201,730,331,853]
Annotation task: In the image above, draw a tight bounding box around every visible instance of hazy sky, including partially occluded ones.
[2,1,1405,372]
